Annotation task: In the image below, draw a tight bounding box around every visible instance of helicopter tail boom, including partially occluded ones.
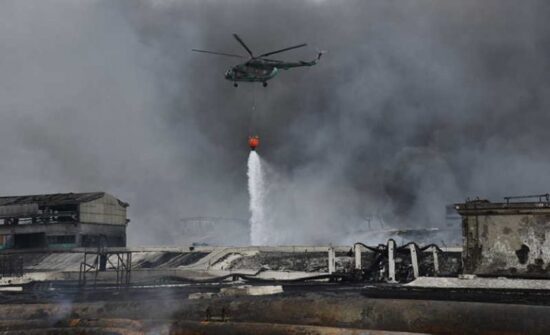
[278,51,324,69]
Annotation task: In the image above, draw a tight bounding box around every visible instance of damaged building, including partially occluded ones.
[0,192,128,250]
[456,195,550,278]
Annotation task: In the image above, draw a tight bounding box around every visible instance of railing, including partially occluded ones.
[504,194,550,204]
[0,211,78,225]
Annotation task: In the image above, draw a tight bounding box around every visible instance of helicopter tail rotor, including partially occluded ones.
[315,49,326,60]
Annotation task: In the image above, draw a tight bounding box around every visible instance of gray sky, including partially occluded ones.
[1,1,550,245]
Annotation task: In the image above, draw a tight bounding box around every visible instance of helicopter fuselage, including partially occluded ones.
[225,60,279,83]
[193,34,322,86]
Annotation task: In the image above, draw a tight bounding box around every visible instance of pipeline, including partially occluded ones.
[241,273,350,283]
[0,319,425,335]
[0,318,144,335]
[352,240,455,283]
[161,267,269,284]
[0,295,548,334]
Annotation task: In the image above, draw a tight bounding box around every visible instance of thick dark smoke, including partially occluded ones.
[1,1,550,245]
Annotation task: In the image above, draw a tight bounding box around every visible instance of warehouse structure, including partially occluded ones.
[0,192,128,250]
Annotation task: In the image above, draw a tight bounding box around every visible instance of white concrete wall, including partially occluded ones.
[79,193,127,225]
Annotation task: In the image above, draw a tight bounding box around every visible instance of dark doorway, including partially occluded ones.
[14,233,46,249]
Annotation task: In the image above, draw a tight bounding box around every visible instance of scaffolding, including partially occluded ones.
[79,246,132,288]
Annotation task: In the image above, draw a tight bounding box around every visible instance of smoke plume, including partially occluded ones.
[1,0,550,245]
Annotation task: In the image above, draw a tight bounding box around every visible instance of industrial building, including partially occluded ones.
[0,192,128,250]
[456,195,550,278]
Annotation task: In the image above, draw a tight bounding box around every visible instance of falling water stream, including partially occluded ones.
[248,151,268,245]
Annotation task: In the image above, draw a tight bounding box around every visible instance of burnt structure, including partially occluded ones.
[0,192,128,250]
[456,194,550,278]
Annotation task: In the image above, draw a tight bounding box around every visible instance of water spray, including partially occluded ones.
[248,150,267,245]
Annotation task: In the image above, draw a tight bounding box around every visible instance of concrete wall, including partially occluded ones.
[0,204,39,218]
[77,222,126,247]
[79,193,127,225]
[0,193,128,250]
[458,201,550,278]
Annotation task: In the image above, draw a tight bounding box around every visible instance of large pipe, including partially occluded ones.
[0,319,424,335]
[1,292,548,334]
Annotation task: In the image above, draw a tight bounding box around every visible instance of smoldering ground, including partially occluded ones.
[1,1,550,245]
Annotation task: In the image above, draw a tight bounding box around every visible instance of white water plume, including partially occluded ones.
[248,151,269,245]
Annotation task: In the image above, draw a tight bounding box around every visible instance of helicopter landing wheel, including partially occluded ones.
[233,82,238,87]
[262,82,268,87]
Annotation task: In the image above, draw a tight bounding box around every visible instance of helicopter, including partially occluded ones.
[192,34,323,87]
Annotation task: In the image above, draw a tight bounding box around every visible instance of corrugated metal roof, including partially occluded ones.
[0,192,126,207]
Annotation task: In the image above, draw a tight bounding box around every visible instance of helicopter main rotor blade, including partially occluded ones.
[258,43,307,57]
[233,34,254,57]
[192,49,245,58]
[262,58,284,63]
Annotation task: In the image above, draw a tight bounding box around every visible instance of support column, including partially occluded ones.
[328,247,336,274]
[432,246,440,276]
[354,244,362,270]
[409,244,419,279]
[387,239,396,283]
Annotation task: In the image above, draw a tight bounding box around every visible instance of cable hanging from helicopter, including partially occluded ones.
[248,83,260,150]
